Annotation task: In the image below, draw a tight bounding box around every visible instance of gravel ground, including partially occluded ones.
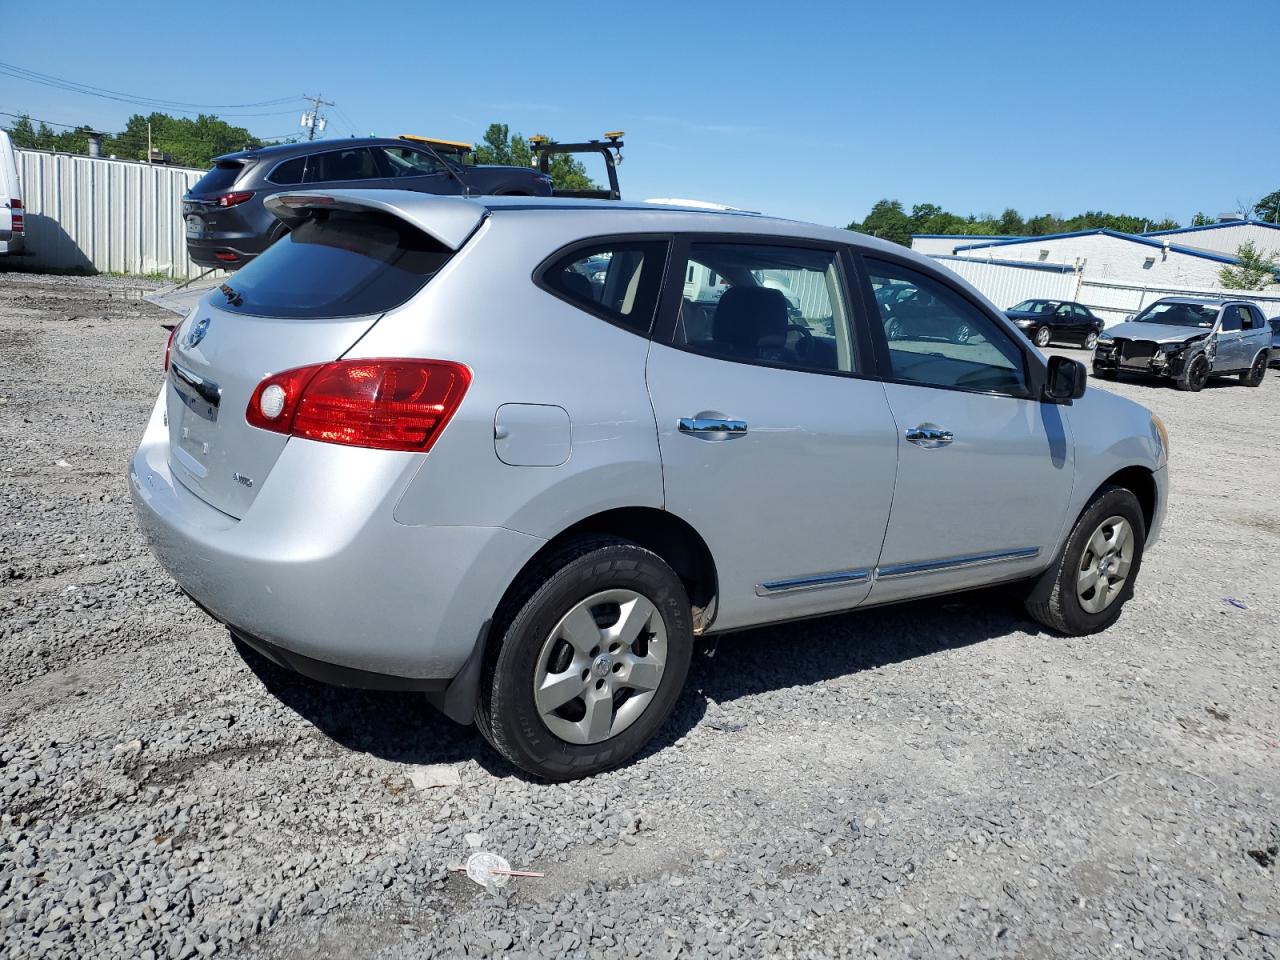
[1,272,1278,960]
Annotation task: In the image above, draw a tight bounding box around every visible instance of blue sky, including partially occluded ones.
[5,0,1276,226]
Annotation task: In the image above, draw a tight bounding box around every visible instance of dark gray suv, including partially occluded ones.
[183,137,553,269]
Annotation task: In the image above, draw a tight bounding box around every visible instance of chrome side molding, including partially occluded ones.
[875,547,1040,581]
[756,547,1040,597]
[755,568,871,597]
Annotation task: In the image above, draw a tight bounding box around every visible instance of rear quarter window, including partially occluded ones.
[539,240,669,336]
[213,210,451,319]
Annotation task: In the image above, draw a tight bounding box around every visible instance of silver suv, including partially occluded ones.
[1092,296,1271,391]
[131,191,1169,779]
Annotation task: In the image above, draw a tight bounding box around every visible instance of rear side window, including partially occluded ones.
[267,156,307,185]
[191,161,245,194]
[213,210,451,319]
[542,240,668,335]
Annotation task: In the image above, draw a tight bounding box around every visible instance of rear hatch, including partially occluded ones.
[164,193,484,518]
[183,158,253,239]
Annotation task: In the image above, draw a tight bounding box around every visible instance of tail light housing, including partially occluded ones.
[246,359,471,453]
[216,191,254,208]
[163,326,178,371]
[9,198,22,234]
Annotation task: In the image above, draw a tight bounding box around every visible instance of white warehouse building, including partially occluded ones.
[1140,219,1280,261]
[943,229,1241,288]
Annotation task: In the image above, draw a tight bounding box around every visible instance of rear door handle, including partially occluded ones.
[678,417,748,439]
[905,424,953,448]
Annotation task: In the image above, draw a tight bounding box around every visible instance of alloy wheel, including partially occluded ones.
[955,322,972,344]
[1084,331,1099,350]
[1076,515,1134,614]
[532,589,667,745]
[1035,326,1052,347]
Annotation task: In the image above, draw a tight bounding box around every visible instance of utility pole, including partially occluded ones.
[147,121,152,164]
[301,94,333,141]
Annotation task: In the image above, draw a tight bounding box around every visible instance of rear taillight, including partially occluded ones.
[164,326,178,371]
[246,359,471,453]
[214,251,240,262]
[216,191,254,208]
[10,198,22,234]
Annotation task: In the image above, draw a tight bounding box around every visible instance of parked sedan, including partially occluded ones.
[182,137,553,269]
[133,192,1168,780]
[1006,299,1105,349]
[1092,297,1271,391]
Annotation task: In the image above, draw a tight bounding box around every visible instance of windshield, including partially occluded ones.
[1010,300,1059,314]
[215,210,451,319]
[1133,302,1219,327]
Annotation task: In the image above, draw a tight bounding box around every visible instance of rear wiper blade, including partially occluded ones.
[218,283,244,307]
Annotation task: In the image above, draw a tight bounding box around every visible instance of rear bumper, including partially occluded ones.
[129,390,544,681]
[0,234,24,255]
[186,237,265,269]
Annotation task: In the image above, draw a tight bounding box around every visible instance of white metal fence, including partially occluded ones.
[14,149,205,279]
[931,255,1077,307]
[932,254,1280,325]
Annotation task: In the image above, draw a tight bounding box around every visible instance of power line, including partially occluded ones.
[300,94,333,141]
[0,59,304,116]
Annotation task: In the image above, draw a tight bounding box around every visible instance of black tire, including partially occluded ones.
[1024,485,1147,636]
[1094,367,1118,381]
[1175,354,1209,392]
[477,536,693,781]
[1034,326,1053,348]
[1240,352,1267,387]
[1082,331,1099,350]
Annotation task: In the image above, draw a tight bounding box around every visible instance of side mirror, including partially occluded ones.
[1123,314,1134,322]
[1044,355,1087,403]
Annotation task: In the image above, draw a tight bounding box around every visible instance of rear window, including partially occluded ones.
[191,161,246,195]
[213,210,451,319]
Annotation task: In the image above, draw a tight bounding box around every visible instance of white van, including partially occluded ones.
[0,130,25,256]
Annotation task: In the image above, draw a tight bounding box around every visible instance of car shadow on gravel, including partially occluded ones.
[235,588,1038,779]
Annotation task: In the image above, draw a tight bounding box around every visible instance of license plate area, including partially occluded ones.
[185,215,204,239]
[170,362,220,422]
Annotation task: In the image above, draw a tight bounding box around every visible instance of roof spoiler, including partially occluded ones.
[263,190,487,250]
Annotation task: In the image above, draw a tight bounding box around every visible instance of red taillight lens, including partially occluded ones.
[10,198,22,234]
[164,326,178,371]
[214,251,240,262]
[246,359,471,453]
[217,191,254,207]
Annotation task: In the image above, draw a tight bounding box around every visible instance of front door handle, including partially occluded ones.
[905,424,953,448]
[678,417,748,439]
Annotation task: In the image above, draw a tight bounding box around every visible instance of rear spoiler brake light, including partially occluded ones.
[262,190,485,250]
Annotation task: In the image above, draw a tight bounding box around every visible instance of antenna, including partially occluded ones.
[300,94,334,141]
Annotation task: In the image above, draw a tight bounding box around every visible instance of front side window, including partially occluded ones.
[377,146,446,178]
[214,210,451,319]
[1219,307,1245,332]
[542,240,668,335]
[673,242,855,373]
[867,259,1026,394]
[304,147,380,183]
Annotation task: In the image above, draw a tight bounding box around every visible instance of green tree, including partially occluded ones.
[1255,190,1280,223]
[1190,212,1215,226]
[847,199,912,246]
[471,122,596,192]
[1218,241,1278,290]
[5,111,261,167]
[997,208,1025,234]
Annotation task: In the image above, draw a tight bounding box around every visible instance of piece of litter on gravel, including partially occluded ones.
[54,458,72,468]
[407,764,461,790]
[1222,597,1248,610]
[453,854,544,888]
[464,832,484,849]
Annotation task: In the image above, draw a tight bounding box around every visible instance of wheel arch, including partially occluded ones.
[496,506,719,635]
[1097,465,1157,534]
